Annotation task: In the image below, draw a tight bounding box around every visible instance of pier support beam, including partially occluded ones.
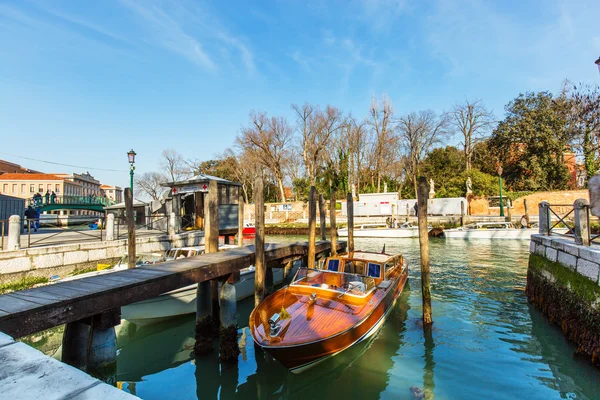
[254,174,266,306]
[194,280,214,355]
[62,309,120,383]
[7,215,20,251]
[205,180,219,253]
[417,177,433,325]
[347,193,354,253]
[219,275,239,362]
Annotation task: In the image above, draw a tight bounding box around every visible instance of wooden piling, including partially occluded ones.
[319,194,327,241]
[417,177,433,325]
[346,193,354,253]
[524,199,530,227]
[308,186,317,268]
[238,194,244,247]
[219,274,239,362]
[406,203,409,222]
[194,281,214,355]
[254,174,266,306]
[507,198,512,222]
[460,201,465,228]
[330,191,337,256]
[205,180,219,253]
[124,188,136,269]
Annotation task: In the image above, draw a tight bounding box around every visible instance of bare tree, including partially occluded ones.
[161,149,187,182]
[292,103,343,185]
[368,94,397,192]
[237,111,293,202]
[449,100,495,172]
[135,172,167,200]
[396,110,450,197]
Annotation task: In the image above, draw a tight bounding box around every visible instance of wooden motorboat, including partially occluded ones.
[249,250,408,373]
[242,222,256,235]
[337,222,419,238]
[444,222,569,240]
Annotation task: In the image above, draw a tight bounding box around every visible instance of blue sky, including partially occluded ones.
[1,0,599,189]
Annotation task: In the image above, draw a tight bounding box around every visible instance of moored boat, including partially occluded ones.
[242,222,256,235]
[443,222,569,240]
[249,250,408,373]
[337,222,420,238]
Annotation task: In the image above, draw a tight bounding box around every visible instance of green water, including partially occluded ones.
[100,238,600,398]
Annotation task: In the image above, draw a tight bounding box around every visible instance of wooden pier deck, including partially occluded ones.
[0,241,344,338]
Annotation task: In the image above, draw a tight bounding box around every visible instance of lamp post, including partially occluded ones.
[498,165,504,217]
[127,149,136,192]
[595,56,600,75]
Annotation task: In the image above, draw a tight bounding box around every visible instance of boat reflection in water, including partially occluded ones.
[115,284,411,400]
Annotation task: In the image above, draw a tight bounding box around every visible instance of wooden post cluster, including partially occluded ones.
[330,191,337,256]
[254,174,266,306]
[307,186,317,268]
[417,177,433,325]
[347,193,354,253]
[124,188,136,269]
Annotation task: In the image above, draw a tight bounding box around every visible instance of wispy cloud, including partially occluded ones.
[119,0,215,70]
[290,50,312,71]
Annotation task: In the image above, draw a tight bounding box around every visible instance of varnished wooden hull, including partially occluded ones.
[250,254,408,373]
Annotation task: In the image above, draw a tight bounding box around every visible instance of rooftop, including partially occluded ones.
[0,173,63,181]
[163,173,241,187]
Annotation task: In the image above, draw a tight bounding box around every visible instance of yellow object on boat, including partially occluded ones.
[97,263,111,271]
[280,307,291,320]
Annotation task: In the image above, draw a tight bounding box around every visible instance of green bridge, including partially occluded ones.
[28,195,115,213]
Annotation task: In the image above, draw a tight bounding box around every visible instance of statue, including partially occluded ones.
[429,179,435,199]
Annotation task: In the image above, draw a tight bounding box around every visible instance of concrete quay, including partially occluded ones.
[0,332,137,400]
[0,230,205,283]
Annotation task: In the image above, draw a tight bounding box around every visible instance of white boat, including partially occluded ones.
[444,222,569,240]
[337,222,420,238]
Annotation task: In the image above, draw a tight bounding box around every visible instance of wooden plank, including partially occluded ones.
[5,292,63,306]
[0,295,42,314]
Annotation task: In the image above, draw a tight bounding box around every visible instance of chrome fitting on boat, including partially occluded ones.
[310,292,317,302]
[269,313,282,336]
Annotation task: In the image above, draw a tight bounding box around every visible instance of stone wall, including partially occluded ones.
[0,231,205,283]
[527,234,600,366]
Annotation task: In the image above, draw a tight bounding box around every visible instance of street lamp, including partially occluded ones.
[127,149,136,192]
[498,165,504,217]
[595,56,600,75]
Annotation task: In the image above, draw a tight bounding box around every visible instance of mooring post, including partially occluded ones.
[168,212,176,236]
[406,203,409,222]
[265,266,274,295]
[7,215,20,251]
[524,199,530,227]
[194,280,214,355]
[347,193,354,253]
[238,194,244,247]
[124,188,135,269]
[219,273,239,362]
[330,191,337,256]
[319,194,327,241]
[105,213,115,241]
[62,309,120,382]
[308,186,317,268]
[460,201,465,228]
[417,177,433,325]
[254,174,266,306]
[538,201,550,235]
[573,198,591,246]
[507,198,512,222]
[205,180,219,253]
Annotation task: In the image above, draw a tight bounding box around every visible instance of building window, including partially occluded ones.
[21,184,25,194]
[47,184,52,191]
[12,184,17,194]
[30,184,35,193]
[39,185,43,193]
[2,184,7,193]
[55,184,60,193]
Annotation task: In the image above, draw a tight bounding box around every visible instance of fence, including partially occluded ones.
[23,216,105,248]
[115,214,170,240]
[539,199,597,246]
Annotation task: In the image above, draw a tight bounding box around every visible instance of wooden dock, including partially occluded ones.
[0,241,344,338]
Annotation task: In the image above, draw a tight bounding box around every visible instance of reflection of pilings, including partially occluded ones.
[423,324,436,400]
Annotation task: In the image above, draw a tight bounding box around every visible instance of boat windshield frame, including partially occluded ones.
[290,267,378,298]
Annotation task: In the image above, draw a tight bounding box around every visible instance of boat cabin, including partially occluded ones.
[291,252,404,298]
[464,222,515,230]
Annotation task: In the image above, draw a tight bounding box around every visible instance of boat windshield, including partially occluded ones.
[291,268,377,297]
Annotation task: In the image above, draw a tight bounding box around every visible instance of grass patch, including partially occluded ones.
[68,266,100,277]
[0,276,49,294]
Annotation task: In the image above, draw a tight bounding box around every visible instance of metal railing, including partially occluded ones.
[115,214,170,239]
[23,216,105,248]
[539,199,594,246]
[27,195,115,207]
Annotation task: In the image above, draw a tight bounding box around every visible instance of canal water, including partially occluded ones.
[31,236,600,399]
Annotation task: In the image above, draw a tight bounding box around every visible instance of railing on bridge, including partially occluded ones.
[23,216,106,248]
[27,195,115,208]
[539,199,598,246]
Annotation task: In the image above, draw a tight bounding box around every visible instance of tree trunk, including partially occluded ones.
[584,129,596,179]
[277,177,286,203]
